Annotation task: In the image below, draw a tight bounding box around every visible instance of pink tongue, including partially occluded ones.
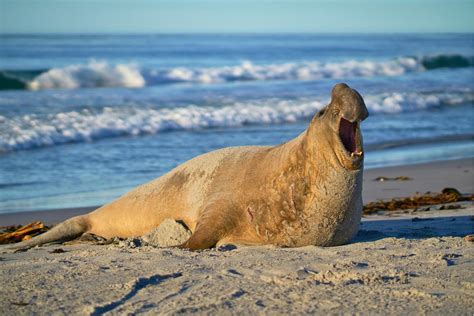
[339,118,356,153]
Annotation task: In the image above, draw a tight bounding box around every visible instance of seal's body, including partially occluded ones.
[11,83,368,250]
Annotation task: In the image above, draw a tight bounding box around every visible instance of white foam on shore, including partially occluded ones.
[27,61,145,90]
[1,92,472,152]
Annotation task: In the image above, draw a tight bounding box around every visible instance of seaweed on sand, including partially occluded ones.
[363,188,474,215]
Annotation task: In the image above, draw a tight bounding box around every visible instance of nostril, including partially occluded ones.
[360,108,369,121]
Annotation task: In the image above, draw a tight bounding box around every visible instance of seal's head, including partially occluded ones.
[310,83,369,170]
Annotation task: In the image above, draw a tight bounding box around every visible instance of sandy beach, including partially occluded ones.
[1,2,473,314]
[0,158,473,315]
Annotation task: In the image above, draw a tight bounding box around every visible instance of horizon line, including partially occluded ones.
[1,31,473,36]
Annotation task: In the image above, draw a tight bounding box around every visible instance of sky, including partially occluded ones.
[1,0,474,34]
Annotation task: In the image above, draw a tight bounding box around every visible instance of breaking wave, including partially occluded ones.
[26,61,145,90]
[0,69,46,90]
[0,92,472,153]
[0,54,472,91]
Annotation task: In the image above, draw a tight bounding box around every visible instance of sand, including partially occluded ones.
[0,158,473,315]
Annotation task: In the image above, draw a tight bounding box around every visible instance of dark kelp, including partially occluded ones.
[363,188,473,215]
[0,221,49,244]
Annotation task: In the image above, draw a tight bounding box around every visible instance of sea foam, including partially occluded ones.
[152,58,422,84]
[21,54,472,90]
[1,92,472,153]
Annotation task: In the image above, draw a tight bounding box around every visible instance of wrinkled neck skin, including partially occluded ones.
[302,118,363,246]
[251,120,363,247]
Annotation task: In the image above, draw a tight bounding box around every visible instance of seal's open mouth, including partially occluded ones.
[339,118,363,159]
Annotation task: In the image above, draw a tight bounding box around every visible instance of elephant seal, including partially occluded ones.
[9,83,368,251]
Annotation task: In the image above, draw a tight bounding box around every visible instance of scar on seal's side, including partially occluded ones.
[9,83,369,251]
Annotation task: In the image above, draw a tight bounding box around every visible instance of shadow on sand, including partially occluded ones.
[353,215,473,243]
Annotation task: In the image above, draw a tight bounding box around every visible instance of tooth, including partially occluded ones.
[350,151,363,158]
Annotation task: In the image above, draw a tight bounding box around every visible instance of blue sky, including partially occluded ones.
[1,0,473,34]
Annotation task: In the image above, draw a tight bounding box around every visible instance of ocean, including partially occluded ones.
[0,34,473,214]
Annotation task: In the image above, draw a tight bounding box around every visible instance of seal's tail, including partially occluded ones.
[3,215,90,251]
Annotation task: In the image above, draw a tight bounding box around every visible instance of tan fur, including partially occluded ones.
[10,83,368,251]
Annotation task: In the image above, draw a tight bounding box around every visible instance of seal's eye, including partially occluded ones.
[317,108,326,117]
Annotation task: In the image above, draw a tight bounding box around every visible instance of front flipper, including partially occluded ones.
[179,227,220,250]
[179,200,241,251]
